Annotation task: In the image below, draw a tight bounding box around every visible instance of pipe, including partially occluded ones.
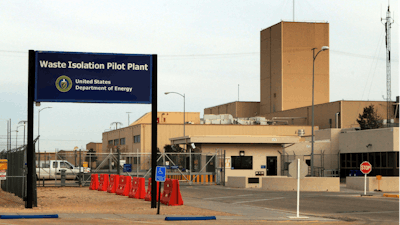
[335,112,340,128]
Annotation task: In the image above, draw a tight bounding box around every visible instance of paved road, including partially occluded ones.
[180,184,399,224]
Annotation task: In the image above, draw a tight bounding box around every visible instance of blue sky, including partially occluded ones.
[0,0,398,151]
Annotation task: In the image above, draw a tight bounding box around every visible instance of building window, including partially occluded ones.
[108,140,113,145]
[120,138,126,145]
[382,152,387,167]
[388,152,395,167]
[114,139,119,146]
[133,157,141,164]
[231,156,252,170]
[375,152,381,167]
[397,152,399,168]
[134,135,140,143]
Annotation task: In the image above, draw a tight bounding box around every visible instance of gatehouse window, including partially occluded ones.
[231,156,252,169]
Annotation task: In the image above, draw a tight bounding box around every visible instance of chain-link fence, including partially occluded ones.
[0,140,38,208]
[281,152,340,177]
[35,149,225,187]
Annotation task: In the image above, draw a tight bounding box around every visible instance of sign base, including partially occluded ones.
[288,216,309,219]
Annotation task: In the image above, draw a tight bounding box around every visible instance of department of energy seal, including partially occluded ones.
[55,75,73,92]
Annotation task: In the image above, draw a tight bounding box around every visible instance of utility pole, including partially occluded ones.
[382,4,394,124]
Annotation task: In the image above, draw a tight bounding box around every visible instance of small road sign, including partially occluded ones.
[156,166,166,182]
[288,160,308,179]
[360,161,372,174]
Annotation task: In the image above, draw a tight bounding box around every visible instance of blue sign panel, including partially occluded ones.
[35,51,152,103]
[261,165,266,169]
[123,164,132,172]
[156,166,166,182]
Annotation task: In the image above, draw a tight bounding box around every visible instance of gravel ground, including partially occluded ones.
[0,187,363,224]
[0,187,234,216]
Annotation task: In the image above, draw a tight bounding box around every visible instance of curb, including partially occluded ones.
[382,193,399,198]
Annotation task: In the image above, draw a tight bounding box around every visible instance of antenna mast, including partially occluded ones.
[382,3,394,125]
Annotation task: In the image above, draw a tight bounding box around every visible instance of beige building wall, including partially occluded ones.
[260,22,329,115]
[262,101,398,130]
[131,112,200,126]
[339,127,399,154]
[201,143,282,182]
[86,142,103,153]
[341,101,396,128]
[263,101,340,129]
[102,123,315,154]
[262,177,340,192]
[204,101,260,118]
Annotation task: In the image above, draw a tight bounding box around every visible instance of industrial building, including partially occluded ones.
[98,21,398,182]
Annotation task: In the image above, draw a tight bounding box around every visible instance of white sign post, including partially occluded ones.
[360,161,372,196]
[288,159,309,219]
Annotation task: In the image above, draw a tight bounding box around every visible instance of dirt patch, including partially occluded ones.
[0,187,234,216]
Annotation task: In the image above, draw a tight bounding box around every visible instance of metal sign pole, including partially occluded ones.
[296,158,300,217]
[157,181,161,214]
[364,174,367,196]
[151,55,158,208]
[26,50,35,208]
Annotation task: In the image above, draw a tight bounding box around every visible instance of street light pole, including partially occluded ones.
[165,91,188,181]
[18,121,27,146]
[16,125,24,148]
[126,112,132,127]
[38,106,52,172]
[311,46,329,177]
[164,92,185,136]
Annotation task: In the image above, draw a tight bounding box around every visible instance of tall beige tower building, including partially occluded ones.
[260,22,329,115]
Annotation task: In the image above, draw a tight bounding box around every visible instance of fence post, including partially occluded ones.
[117,148,120,175]
[79,149,82,187]
[136,149,139,177]
[223,150,226,186]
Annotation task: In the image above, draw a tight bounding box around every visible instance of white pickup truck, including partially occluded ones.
[36,160,90,180]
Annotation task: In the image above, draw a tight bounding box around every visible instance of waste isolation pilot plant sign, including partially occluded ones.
[34,51,153,103]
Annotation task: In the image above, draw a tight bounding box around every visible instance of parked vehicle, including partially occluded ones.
[36,160,90,180]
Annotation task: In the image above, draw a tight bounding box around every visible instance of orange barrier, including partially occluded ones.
[161,179,183,206]
[98,174,109,192]
[116,175,131,196]
[89,174,99,190]
[144,178,159,201]
[107,174,120,193]
[129,177,146,199]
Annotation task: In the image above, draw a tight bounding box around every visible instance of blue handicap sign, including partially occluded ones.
[156,166,166,182]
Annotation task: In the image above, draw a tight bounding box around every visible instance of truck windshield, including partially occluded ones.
[60,162,72,169]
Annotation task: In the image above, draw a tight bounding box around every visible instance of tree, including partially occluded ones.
[357,105,382,130]
[85,148,98,164]
[164,144,184,153]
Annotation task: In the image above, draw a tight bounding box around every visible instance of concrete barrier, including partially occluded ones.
[226,176,261,188]
[346,176,399,192]
[261,176,340,192]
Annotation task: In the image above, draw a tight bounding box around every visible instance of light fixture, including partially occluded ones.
[240,151,245,156]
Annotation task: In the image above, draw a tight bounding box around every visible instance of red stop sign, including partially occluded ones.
[360,161,372,174]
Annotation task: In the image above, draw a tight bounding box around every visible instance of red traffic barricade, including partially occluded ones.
[144,178,159,202]
[98,174,109,192]
[129,177,146,199]
[107,174,120,193]
[161,179,183,206]
[116,175,131,196]
[89,174,99,190]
